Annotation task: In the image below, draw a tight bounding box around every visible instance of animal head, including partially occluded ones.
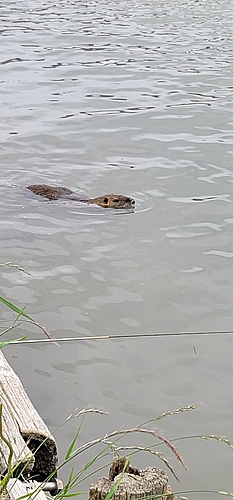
[90,194,135,209]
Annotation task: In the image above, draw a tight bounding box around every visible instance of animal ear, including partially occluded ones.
[104,197,108,204]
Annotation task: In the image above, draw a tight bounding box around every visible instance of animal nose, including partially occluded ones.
[131,199,136,207]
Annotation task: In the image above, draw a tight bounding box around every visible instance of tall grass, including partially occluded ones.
[0,294,55,345]
[45,406,233,500]
[1,296,233,499]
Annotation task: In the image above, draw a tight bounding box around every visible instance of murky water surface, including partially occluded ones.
[1,0,233,497]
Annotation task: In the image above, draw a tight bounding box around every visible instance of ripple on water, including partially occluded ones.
[168,193,232,203]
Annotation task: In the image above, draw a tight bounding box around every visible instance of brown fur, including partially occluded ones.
[27,184,135,209]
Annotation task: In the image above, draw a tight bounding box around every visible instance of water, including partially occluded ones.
[1,0,233,497]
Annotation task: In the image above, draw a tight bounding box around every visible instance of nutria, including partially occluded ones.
[26,184,135,209]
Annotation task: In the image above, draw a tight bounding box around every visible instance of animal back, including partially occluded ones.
[27,184,79,201]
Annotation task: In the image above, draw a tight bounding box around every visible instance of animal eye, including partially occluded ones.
[104,197,108,204]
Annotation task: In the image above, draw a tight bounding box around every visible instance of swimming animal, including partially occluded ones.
[26,184,135,209]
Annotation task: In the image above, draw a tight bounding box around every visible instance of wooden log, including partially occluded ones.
[1,479,49,500]
[0,351,58,481]
[89,458,174,500]
[1,478,63,500]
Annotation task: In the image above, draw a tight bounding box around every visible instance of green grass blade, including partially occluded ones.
[57,493,84,498]
[0,296,33,321]
[0,338,26,349]
[13,304,29,324]
[66,420,84,460]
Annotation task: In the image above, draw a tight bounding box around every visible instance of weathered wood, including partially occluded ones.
[0,351,58,481]
[89,458,173,500]
[1,479,48,500]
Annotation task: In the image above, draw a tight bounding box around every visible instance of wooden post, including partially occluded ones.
[89,458,173,500]
[0,350,59,500]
